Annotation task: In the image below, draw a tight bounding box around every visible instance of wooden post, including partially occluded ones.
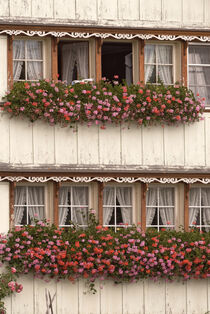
[182,41,188,87]
[9,182,15,228]
[51,37,58,81]
[184,183,190,232]
[98,182,104,225]
[53,182,59,227]
[7,35,13,89]
[141,183,147,232]
[138,39,145,84]
[95,38,102,83]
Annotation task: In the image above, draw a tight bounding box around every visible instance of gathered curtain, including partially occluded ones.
[159,188,174,226]
[189,188,200,227]
[116,187,132,225]
[13,40,25,81]
[103,187,115,225]
[14,187,26,225]
[146,188,157,226]
[201,188,210,231]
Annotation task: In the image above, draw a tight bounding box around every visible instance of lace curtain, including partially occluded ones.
[62,42,89,84]
[103,187,115,225]
[201,189,210,231]
[125,53,132,85]
[116,187,132,225]
[13,40,25,81]
[146,188,157,225]
[189,188,200,226]
[59,187,88,226]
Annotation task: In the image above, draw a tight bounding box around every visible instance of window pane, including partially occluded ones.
[103,187,115,205]
[13,61,25,80]
[72,207,88,225]
[159,188,174,206]
[158,65,173,84]
[28,206,45,223]
[189,85,210,104]
[145,65,156,83]
[27,61,43,80]
[28,187,44,205]
[26,41,43,60]
[159,207,174,225]
[59,207,71,226]
[72,186,88,205]
[13,40,25,59]
[145,45,156,64]
[157,45,173,64]
[116,187,132,206]
[189,66,210,86]
[59,187,71,205]
[189,45,210,64]
[103,207,114,225]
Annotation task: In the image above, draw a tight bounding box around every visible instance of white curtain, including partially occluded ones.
[27,41,43,80]
[189,188,200,226]
[14,187,26,225]
[157,45,173,84]
[125,53,132,85]
[201,188,210,231]
[59,187,70,226]
[28,187,44,223]
[145,44,155,83]
[146,188,157,225]
[116,187,132,224]
[103,187,115,225]
[159,188,174,226]
[72,187,88,225]
[13,40,25,80]
[62,42,88,84]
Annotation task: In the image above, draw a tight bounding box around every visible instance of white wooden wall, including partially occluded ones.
[4,276,210,314]
[0,111,209,172]
[0,0,210,30]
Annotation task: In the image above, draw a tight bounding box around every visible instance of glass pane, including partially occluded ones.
[145,65,156,83]
[59,187,71,205]
[145,45,155,63]
[14,206,26,225]
[13,40,25,59]
[159,207,174,225]
[150,208,158,225]
[15,187,26,205]
[13,61,25,80]
[158,65,173,84]
[190,86,210,105]
[73,207,88,225]
[27,61,43,80]
[26,41,43,60]
[103,207,114,225]
[189,66,210,86]
[116,187,132,205]
[28,206,45,222]
[146,188,157,206]
[59,207,71,225]
[103,187,115,205]
[72,186,88,205]
[159,188,174,206]
[189,45,210,64]
[157,45,173,64]
[28,187,44,205]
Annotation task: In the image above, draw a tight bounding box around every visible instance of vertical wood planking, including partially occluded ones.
[56,279,79,314]
[98,182,104,225]
[142,126,164,166]
[98,0,118,20]
[184,120,205,167]
[184,183,190,232]
[187,279,208,314]
[34,277,57,314]
[122,281,144,314]
[10,0,31,17]
[138,39,144,83]
[51,37,58,81]
[162,0,182,22]
[0,182,10,233]
[183,0,204,23]
[144,280,165,314]
[164,125,185,166]
[32,0,54,18]
[53,182,59,226]
[79,280,100,314]
[12,275,34,314]
[0,36,8,100]
[118,0,140,20]
[0,113,10,163]
[140,0,162,21]
[99,125,121,165]
[7,35,13,90]
[181,41,188,86]
[205,115,210,167]
[54,0,75,19]
[121,125,142,165]
[54,125,77,164]
[101,280,123,314]
[166,281,186,314]
[9,182,15,228]
[33,120,55,164]
[141,183,147,232]
[95,38,102,83]
[0,0,9,16]
[76,0,97,20]
[10,119,33,164]
[78,125,99,164]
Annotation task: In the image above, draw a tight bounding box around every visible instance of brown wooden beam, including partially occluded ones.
[98,182,104,225]
[182,41,188,87]
[9,182,15,228]
[53,182,59,227]
[184,183,190,232]
[51,37,58,81]
[141,182,147,232]
[138,39,145,84]
[7,35,13,90]
[95,38,102,83]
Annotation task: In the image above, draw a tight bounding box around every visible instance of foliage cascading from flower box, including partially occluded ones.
[1,79,205,128]
[0,214,209,312]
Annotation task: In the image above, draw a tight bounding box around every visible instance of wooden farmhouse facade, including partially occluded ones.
[0,0,209,313]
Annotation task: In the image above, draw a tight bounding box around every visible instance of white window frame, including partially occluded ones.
[103,184,133,231]
[13,38,46,82]
[146,185,176,231]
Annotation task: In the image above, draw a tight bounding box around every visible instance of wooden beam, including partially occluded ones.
[141,183,147,232]
[7,35,13,89]
[98,182,104,225]
[51,37,58,81]
[53,182,59,227]
[9,182,15,228]
[182,41,188,87]
[184,183,190,232]
[138,39,145,84]
[95,38,102,83]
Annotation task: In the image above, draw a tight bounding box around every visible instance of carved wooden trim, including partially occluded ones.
[138,39,145,83]
[182,41,188,87]
[7,35,13,89]
[141,182,147,231]
[51,37,58,81]
[98,182,104,225]
[53,181,60,226]
[9,181,15,228]
[184,183,190,231]
[95,38,102,83]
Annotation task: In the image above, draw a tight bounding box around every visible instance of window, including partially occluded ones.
[58,186,89,227]
[13,39,44,81]
[189,187,210,232]
[145,44,174,85]
[103,186,132,230]
[102,42,133,84]
[14,186,45,226]
[58,41,89,84]
[188,44,210,105]
[146,187,175,231]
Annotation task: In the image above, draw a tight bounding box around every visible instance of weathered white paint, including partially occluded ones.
[0,182,9,233]
[0,0,210,30]
[0,115,210,171]
[3,277,209,314]
[0,36,7,101]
